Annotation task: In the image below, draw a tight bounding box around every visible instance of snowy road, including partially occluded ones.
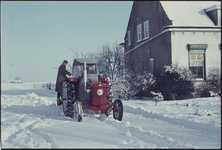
[1,82,221,148]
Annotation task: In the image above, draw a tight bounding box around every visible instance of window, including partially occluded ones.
[189,49,205,79]
[188,44,207,79]
[149,58,154,73]
[73,65,82,78]
[144,20,149,39]
[127,30,131,46]
[137,24,142,42]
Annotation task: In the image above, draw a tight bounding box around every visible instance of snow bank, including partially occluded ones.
[24,92,52,107]
[195,109,213,116]
[123,98,221,135]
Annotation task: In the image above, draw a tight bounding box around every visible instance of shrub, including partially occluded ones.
[133,71,156,94]
[113,77,131,100]
[114,71,155,100]
[156,63,195,100]
[195,67,221,97]
[151,91,163,106]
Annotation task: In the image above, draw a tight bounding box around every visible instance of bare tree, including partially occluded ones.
[94,42,125,81]
[70,42,125,82]
[66,46,86,73]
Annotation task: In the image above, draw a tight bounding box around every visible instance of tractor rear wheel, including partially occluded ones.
[73,100,83,122]
[113,99,123,121]
[61,80,68,100]
[62,80,75,117]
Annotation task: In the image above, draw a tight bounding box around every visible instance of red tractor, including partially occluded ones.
[61,58,123,122]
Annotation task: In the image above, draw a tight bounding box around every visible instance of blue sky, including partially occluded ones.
[1,1,133,82]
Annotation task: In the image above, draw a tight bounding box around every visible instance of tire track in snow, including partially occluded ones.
[1,84,60,148]
[5,106,59,148]
[6,115,41,147]
[123,104,220,134]
[4,97,23,107]
[29,128,58,148]
[96,114,194,148]
[1,113,21,122]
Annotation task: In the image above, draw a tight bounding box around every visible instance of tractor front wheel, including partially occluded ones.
[73,100,83,122]
[62,100,68,116]
[113,99,123,121]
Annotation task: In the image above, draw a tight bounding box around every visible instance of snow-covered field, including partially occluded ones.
[1,82,221,148]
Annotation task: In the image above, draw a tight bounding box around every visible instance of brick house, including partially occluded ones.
[122,1,221,81]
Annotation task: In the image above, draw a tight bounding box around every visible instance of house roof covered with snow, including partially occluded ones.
[160,1,221,26]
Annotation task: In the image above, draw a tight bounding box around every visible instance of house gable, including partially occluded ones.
[124,1,171,54]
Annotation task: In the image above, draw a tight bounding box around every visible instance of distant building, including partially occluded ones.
[122,1,221,80]
[7,80,22,83]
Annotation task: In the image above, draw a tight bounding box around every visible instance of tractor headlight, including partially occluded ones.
[97,89,103,96]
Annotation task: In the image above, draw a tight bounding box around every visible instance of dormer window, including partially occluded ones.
[204,4,221,26]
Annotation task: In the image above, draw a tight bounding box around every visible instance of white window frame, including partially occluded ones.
[189,49,205,79]
[137,24,142,42]
[127,30,131,46]
[144,20,149,39]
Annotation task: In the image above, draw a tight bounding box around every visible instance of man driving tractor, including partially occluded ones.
[86,64,95,74]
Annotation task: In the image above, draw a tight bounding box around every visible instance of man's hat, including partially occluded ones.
[63,60,68,63]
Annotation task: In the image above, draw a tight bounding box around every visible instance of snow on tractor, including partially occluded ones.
[61,58,123,122]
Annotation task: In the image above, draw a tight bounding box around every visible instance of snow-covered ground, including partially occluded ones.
[1,82,221,148]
